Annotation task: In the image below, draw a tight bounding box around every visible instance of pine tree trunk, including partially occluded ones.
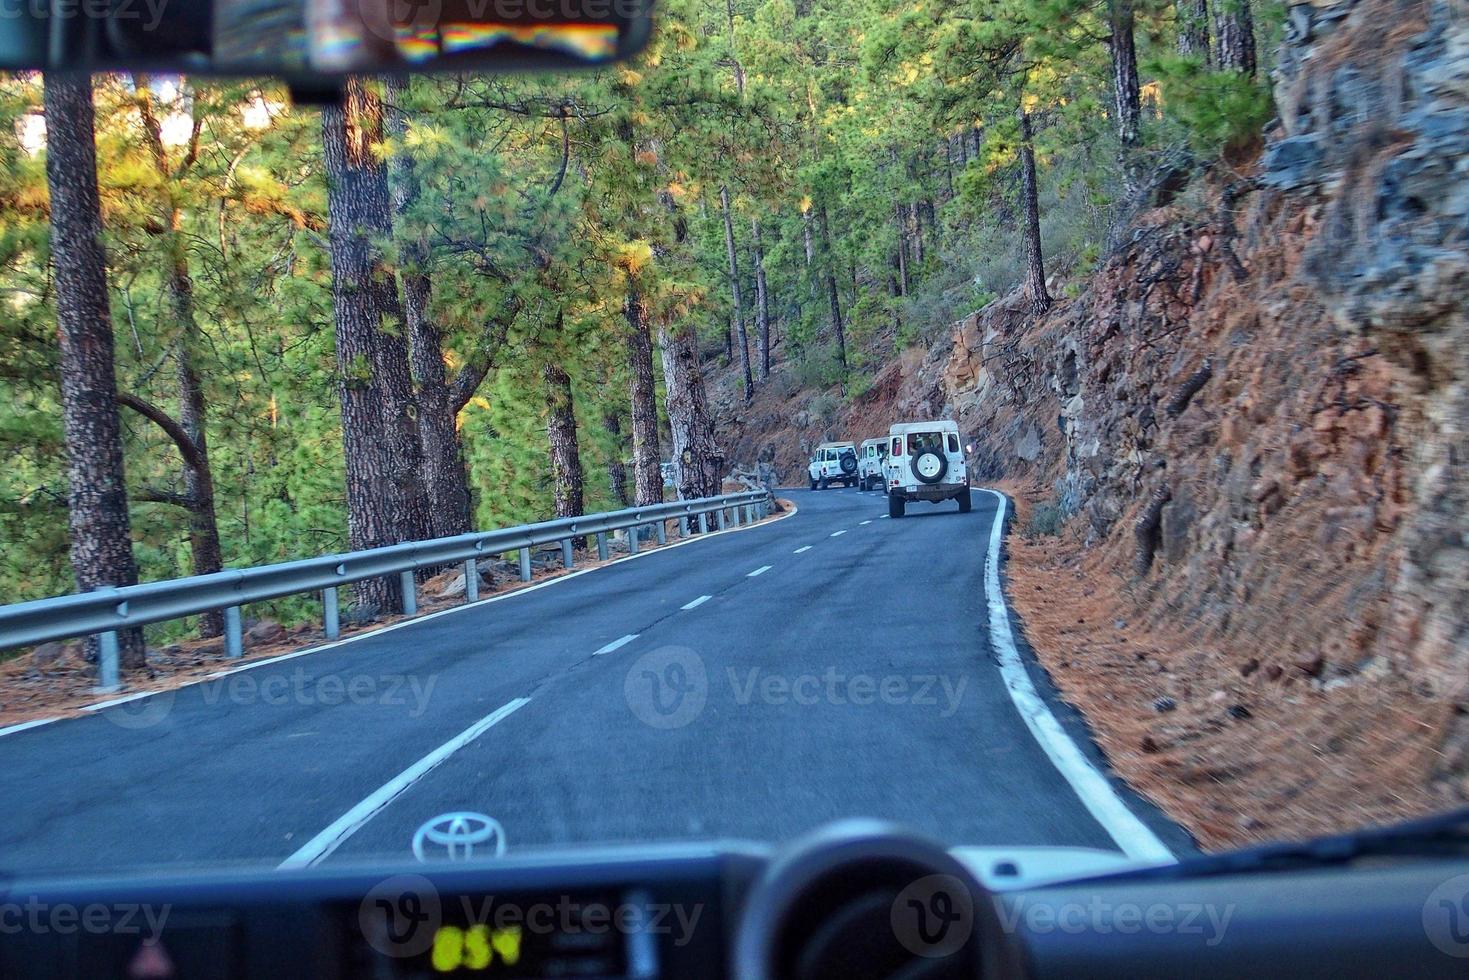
[385,77,473,540]
[44,74,146,667]
[1111,0,1142,151]
[623,279,663,507]
[543,359,584,524]
[815,203,848,378]
[659,321,725,503]
[322,78,414,614]
[894,203,909,297]
[751,217,772,380]
[1018,108,1052,315]
[721,185,754,402]
[1111,0,1143,196]
[174,343,225,637]
[1213,0,1256,75]
[1177,0,1210,60]
[132,78,226,637]
[603,410,630,508]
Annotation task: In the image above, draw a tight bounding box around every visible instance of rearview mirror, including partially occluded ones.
[0,0,653,82]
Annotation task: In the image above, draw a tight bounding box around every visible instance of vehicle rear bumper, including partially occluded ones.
[893,483,968,502]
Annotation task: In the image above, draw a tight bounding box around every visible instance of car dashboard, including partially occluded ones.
[2,821,1465,979]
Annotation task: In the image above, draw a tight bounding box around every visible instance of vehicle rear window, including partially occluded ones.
[948,434,960,453]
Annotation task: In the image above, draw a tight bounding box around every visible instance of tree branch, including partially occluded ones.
[117,392,207,474]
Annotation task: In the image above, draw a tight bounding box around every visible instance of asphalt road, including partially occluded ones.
[0,488,1188,877]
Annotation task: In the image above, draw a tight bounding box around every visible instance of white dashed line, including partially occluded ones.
[681,595,712,610]
[794,546,813,554]
[859,520,872,525]
[594,634,639,655]
[747,565,773,577]
[879,514,889,519]
[830,530,848,537]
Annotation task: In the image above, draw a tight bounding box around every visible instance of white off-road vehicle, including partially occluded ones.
[883,420,971,517]
[807,441,859,489]
[857,438,889,491]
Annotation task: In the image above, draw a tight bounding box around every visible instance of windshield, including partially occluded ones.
[1,0,1465,883]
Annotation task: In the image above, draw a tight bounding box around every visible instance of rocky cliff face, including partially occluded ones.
[713,0,1468,842]
[928,0,1469,821]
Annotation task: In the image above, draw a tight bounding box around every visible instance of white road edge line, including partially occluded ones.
[0,717,60,739]
[594,634,639,656]
[793,546,812,554]
[747,565,773,577]
[681,595,712,610]
[978,488,1175,865]
[279,697,531,869]
[830,530,847,537]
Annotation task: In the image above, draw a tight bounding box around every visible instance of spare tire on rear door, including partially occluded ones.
[912,448,948,485]
[838,450,858,475]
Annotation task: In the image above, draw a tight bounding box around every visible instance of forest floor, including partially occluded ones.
[0,500,793,731]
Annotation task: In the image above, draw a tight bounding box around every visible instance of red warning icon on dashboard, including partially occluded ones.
[128,940,175,979]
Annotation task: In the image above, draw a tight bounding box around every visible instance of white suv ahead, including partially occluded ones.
[807,441,859,489]
[857,438,888,491]
[883,421,971,517]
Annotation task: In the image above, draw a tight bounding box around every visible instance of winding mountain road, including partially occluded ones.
[0,488,1189,877]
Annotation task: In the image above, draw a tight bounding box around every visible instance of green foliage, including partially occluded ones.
[1150,56,1274,155]
[0,0,1276,636]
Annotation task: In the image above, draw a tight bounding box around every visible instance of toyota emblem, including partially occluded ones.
[411,812,507,862]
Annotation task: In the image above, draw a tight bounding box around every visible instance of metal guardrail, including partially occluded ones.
[0,490,774,691]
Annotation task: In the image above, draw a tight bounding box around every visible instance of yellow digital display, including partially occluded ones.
[430,924,523,973]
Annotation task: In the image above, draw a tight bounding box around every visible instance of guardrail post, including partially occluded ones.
[464,560,479,603]
[717,508,727,531]
[519,547,532,582]
[323,587,339,640]
[629,526,640,555]
[597,532,609,561]
[562,538,575,569]
[733,506,742,527]
[400,571,417,616]
[699,512,708,534]
[96,631,120,692]
[656,520,667,545]
[225,606,243,659]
